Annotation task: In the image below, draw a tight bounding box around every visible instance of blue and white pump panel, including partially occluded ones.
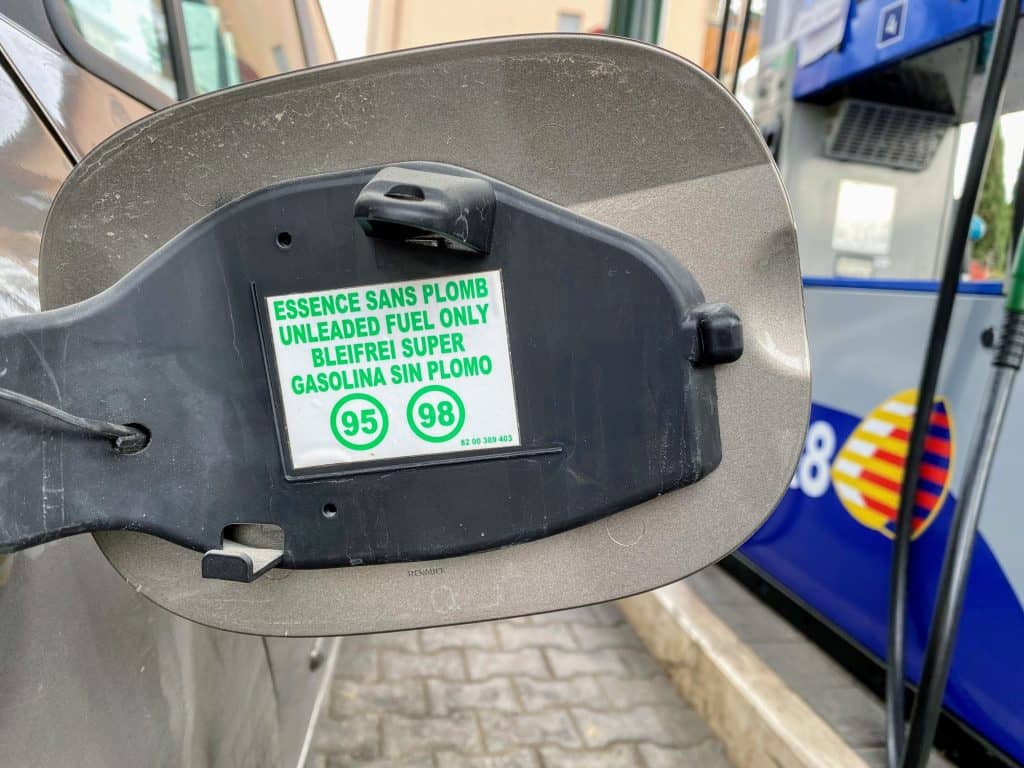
[751,1,1024,764]
[793,0,1024,99]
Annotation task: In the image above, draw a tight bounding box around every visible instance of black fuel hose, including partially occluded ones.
[713,0,732,79]
[901,313,1024,768]
[885,3,1020,766]
[900,134,1024,768]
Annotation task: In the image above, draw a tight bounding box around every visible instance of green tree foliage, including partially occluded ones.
[974,125,1013,275]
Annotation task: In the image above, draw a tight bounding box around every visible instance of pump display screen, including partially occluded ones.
[264,271,520,469]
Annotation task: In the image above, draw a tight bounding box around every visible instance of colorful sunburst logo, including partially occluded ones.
[830,389,954,540]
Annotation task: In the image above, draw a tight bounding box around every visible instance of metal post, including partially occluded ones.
[731,0,753,94]
[713,0,732,79]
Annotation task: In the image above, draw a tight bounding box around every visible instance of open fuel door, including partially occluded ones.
[0,35,809,635]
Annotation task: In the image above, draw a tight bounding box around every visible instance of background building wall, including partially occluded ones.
[365,0,610,54]
[320,0,764,78]
[662,0,715,66]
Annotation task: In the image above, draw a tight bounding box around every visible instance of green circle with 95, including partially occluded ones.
[406,385,466,443]
[330,393,388,451]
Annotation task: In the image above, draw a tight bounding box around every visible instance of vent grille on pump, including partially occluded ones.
[825,99,952,171]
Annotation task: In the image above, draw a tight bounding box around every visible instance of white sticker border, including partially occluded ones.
[259,270,523,478]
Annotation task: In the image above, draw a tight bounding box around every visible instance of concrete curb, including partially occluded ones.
[619,582,868,768]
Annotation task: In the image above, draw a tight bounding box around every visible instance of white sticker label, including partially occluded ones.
[265,270,520,470]
[832,179,897,257]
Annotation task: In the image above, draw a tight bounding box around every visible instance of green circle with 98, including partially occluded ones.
[330,393,388,451]
[406,385,466,443]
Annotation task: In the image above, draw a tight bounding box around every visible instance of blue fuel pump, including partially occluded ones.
[749,1,1024,764]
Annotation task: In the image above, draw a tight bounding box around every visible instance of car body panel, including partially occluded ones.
[0,15,150,159]
[0,60,66,316]
[0,537,280,768]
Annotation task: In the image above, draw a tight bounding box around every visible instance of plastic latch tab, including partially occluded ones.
[354,165,496,254]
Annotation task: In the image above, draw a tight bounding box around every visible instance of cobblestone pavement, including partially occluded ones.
[307,602,733,768]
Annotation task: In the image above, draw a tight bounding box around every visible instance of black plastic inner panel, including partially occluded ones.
[0,163,723,567]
